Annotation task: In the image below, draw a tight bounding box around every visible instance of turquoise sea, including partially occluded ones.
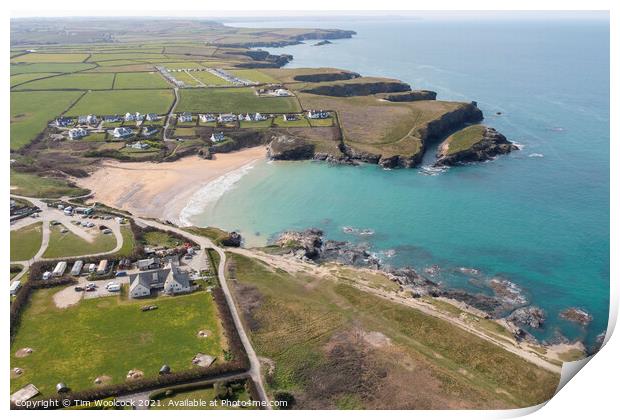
[188,15,610,347]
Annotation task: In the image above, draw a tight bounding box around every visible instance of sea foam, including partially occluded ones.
[178,161,256,226]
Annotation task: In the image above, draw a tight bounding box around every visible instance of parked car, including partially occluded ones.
[87,283,97,289]
[115,271,127,277]
[74,286,84,292]
[85,286,96,292]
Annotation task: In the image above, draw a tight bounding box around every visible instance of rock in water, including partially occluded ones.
[435,126,518,166]
[559,307,593,326]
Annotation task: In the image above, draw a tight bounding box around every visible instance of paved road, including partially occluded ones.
[163,88,179,142]
[133,217,271,408]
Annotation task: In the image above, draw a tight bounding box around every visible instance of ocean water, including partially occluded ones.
[188,16,610,346]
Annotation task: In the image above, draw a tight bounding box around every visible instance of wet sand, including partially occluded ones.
[77,147,266,222]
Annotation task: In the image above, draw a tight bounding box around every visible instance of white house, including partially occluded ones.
[113,127,133,139]
[210,132,225,142]
[275,88,291,97]
[307,109,330,119]
[129,262,191,298]
[178,112,193,123]
[145,113,160,121]
[199,113,216,123]
[163,264,191,295]
[78,115,98,125]
[254,113,268,121]
[131,141,150,150]
[10,281,21,296]
[283,114,299,121]
[124,112,136,121]
[68,128,88,140]
[142,126,158,137]
[218,113,236,123]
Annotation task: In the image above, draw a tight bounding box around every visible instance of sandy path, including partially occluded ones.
[77,147,266,222]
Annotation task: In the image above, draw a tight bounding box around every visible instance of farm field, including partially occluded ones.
[10,289,225,396]
[10,170,90,198]
[143,231,182,248]
[177,88,301,113]
[67,89,174,116]
[11,53,90,63]
[228,69,279,84]
[190,71,234,86]
[10,222,43,261]
[10,63,97,75]
[10,90,84,149]
[10,73,59,87]
[14,73,114,91]
[229,253,560,409]
[113,72,169,89]
[42,224,117,259]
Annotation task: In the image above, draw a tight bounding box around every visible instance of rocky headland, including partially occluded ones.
[435,126,518,167]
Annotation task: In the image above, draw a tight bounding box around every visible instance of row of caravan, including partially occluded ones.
[42,259,109,280]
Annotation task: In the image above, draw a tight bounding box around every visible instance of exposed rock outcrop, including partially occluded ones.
[231,50,293,68]
[435,126,517,167]
[313,40,333,46]
[220,231,242,247]
[415,102,483,141]
[267,134,315,160]
[507,306,546,329]
[293,71,360,83]
[302,81,411,97]
[379,90,437,102]
[559,308,593,326]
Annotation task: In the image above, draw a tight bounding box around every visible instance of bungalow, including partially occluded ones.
[68,128,88,140]
[124,112,143,122]
[283,114,299,122]
[199,113,216,123]
[131,141,150,150]
[145,113,160,122]
[210,132,225,142]
[53,117,73,127]
[178,112,193,123]
[113,127,133,139]
[78,114,98,125]
[104,115,122,123]
[307,109,330,119]
[254,112,268,121]
[275,88,291,97]
[142,126,159,137]
[218,113,236,123]
[137,257,159,271]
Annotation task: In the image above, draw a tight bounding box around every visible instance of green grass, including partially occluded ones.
[183,226,230,246]
[443,124,487,155]
[173,127,196,137]
[274,115,309,127]
[10,63,97,75]
[239,118,273,128]
[10,73,60,87]
[177,88,301,113]
[229,253,560,409]
[114,72,170,89]
[10,289,225,396]
[11,264,24,280]
[42,224,117,259]
[67,89,174,116]
[228,69,279,84]
[308,117,334,127]
[151,383,251,410]
[190,71,234,86]
[10,90,84,149]
[14,73,114,90]
[143,231,181,248]
[10,170,90,198]
[10,222,42,261]
[115,226,136,257]
[11,53,90,63]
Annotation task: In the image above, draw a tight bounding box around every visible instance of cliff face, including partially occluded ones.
[414,102,483,141]
[267,135,315,160]
[302,81,411,97]
[380,90,437,102]
[231,50,293,68]
[435,127,517,167]
[293,71,360,83]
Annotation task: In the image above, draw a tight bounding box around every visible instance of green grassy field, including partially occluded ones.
[10,90,84,149]
[143,231,182,248]
[228,69,279,84]
[67,89,174,115]
[273,115,309,127]
[10,222,42,261]
[190,71,234,86]
[11,53,90,63]
[115,226,136,257]
[10,63,97,75]
[151,383,251,410]
[114,72,170,89]
[10,170,90,198]
[177,88,301,113]
[42,224,117,259]
[10,73,59,87]
[10,289,225,396]
[229,253,560,409]
[14,73,114,90]
[443,124,487,155]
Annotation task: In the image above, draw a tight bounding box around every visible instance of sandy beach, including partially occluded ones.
[77,147,267,222]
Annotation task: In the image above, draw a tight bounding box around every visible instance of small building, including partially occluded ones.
[42,271,52,281]
[130,141,150,150]
[275,88,291,97]
[283,114,299,121]
[68,128,88,140]
[78,114,98,125]
[210,132,225,142]
[178,112,193,123]
[307,109,330,119]
[63,206,74,216]
[88,263,97,273]
[199,113,216,123]
[53,117,73,127]
[113,127,133,139]
[142,126,158,137]
[104,115,122,123]
[129,262,191,298]
[159,365,171,375]
[70,260,84,276]
[145,113,160,121]
[75,206,94,215]
[96,260,108,275]
[52,261,67,277]
[56,383,69,393]
[137,258,159,271]
[10,280,21,296]
[163,263,191,295]
[254,112,268,121]
[218,113,236,123]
